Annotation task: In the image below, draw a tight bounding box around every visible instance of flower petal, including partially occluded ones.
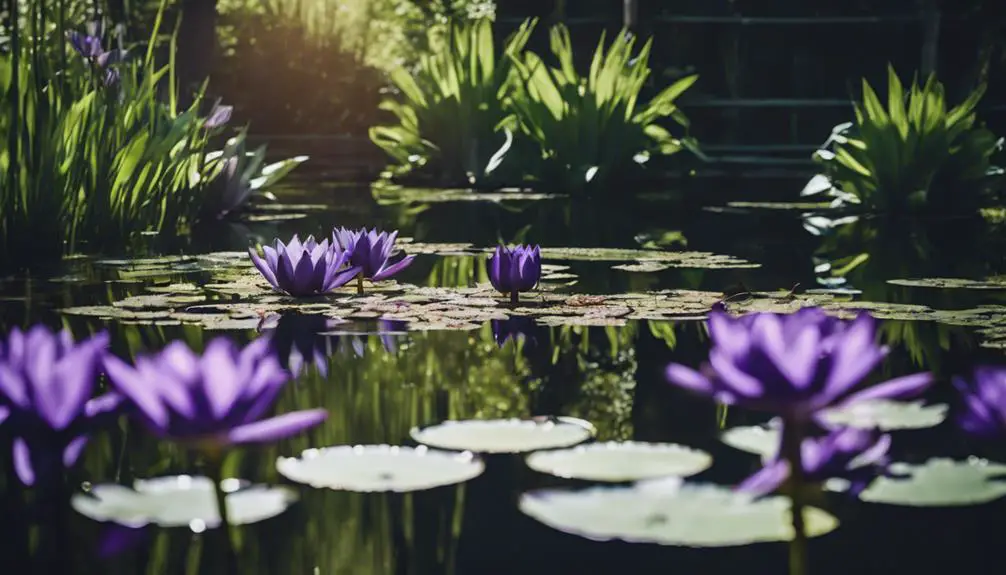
[372,255,415,281]
[225,409,328,444]
[665,363,714,395]
[842,372,934,405]
[736,460,789,497]
[249,248,279,289]
[103,355,170,430]
[13,438,35,486]
[63,436,90,467]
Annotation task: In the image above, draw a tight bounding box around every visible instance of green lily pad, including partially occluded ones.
[725,201,835,210]
[887,277,1006,290]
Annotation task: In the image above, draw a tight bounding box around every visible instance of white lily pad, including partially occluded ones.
[720,421,782,460]
[410,416,596,454]
[525,441,712,482]
[519,479,838,547]
[71,475,297,529]
[859,458,1006,507]
[819,400,948,431]
[276,445,484,492]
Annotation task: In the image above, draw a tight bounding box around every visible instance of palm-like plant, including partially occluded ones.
[369,17,535,185]
[504,24,699,193]
[804,65,1004,213]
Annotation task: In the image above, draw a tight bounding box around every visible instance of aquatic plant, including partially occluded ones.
[738,427,892,496]
[102,336,327,448]
[0,326,121,486]
[487,244,541,304]
[664,308,934,422]
[665,307,932,573]
[804,65,1003,213]
[369,17,535,184]
[331,227,416,293]
[491,316,538,348]
[953,366,1006,438]
[248,235,361,297]
[0,2,302,270]
[504,24,700,192]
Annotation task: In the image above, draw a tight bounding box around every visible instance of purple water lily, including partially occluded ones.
[102,337,327,449]
[67,29,104,59]
[664,308,933,421]
[738,426,892,497]
[0,326,122,486]
[953,366,1006,438]
[487,245,541,305]
[331,227,416,293]
[204,102,234,129]
[249,234,361,297]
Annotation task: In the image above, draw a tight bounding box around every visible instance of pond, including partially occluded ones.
[4,170,1006,575]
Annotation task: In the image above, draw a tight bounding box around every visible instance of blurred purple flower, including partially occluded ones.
[103,337,326,448]
[331,227,415,289]
[249,234,361,297]
[204,102,234,129]
[0,326,122,486]
[664,308,933,421]
[953,366,1006,438]
[738,426,891,496]
[487,245,541,304]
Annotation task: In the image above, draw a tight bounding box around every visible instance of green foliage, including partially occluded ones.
[214,0,386,135]
[369,17,535,184]
[504,24,700,192]
[0,0,300,270]
[809,65,1004,213]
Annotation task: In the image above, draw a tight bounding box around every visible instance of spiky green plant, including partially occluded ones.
[806,65,1003,213]
[504,24,700,193]
[369,17,535,185]
[0,0,302,270]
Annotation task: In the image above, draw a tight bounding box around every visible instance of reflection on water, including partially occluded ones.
[3,177,1006,574]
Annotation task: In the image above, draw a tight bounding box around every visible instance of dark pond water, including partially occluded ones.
[4,166,1006,574]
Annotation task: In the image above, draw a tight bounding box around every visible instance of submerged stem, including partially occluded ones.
[356,275,365,295]
[782,418,808,575]
[509,290,518,306]
[206,455,238,575]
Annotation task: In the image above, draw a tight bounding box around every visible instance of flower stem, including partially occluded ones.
[510,291,518,306]
[356,275,365,295]
[206,454,238,575]
[782,418,808,575]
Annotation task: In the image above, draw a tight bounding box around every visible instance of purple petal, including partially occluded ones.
[372,255,415,281]
[708,348,764,397]
[204,104,233,129]
[63,436,90,467]
[103,354,170,430]
[225,409,328,444]
[0,363,29,408]
[665,363,714,395]
[46,342,102,429]
[0,406,8,425]
[13,438,34,486]
[199,338,243,419]
[249,247,279,289]
[842,372,934,405]
[736,460,789,496]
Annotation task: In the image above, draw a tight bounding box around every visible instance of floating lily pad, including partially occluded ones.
[276,445,484,492]
[540,247,760,268]
[519,478,838,547]
[612,262,672,273]
[887,277,1006,290]
[71,475,297,529]
[859,458,1006,507]
[373,185,559,204]
[819,400,949,431]
[397,240,475,256]
[725,201,835,210]
[410,416,596,454]
[524,442,712,482]
[720,422,781,460]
